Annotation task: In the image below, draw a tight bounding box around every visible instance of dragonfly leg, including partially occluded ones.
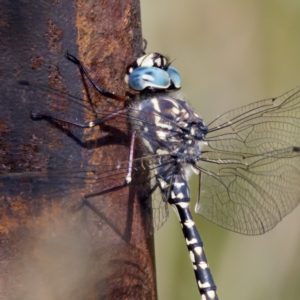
[31,108,129,129]
[71,131,137,208]
[125,131,136,184]
[71,131,137,218]
[65,52,130,102]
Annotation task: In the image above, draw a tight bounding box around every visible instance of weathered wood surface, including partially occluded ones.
[0,1,156,299]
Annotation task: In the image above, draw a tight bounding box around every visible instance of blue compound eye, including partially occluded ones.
[128,67,170,91]
[167,66,181,89]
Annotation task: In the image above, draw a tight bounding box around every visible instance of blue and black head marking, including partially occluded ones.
[125,53,181,92]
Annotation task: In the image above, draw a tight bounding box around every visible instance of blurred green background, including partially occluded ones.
[141,1,300,300]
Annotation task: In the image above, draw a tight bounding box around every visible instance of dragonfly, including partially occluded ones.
[5,51,300,299]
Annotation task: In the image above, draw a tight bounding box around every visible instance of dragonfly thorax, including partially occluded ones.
[131,94,207,165]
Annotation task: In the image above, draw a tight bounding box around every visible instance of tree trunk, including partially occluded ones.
[0,1,156,299]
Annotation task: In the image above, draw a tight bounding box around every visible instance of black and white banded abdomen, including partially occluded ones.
[157,165,218,299]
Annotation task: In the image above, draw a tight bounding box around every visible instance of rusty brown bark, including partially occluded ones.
[0,1,156,299]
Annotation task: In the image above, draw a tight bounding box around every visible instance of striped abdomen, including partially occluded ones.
[159,166,218,300]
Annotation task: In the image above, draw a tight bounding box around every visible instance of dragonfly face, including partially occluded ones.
[125,53,181,91]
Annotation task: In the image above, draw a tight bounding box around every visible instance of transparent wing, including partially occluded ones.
[2,82,180,235]
[196,86,300,235]
[17,81,186,149]
[0,152,173,234]
[149,174,169,233]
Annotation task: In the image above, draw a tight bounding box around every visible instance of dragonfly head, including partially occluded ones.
[125,53,181,92]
